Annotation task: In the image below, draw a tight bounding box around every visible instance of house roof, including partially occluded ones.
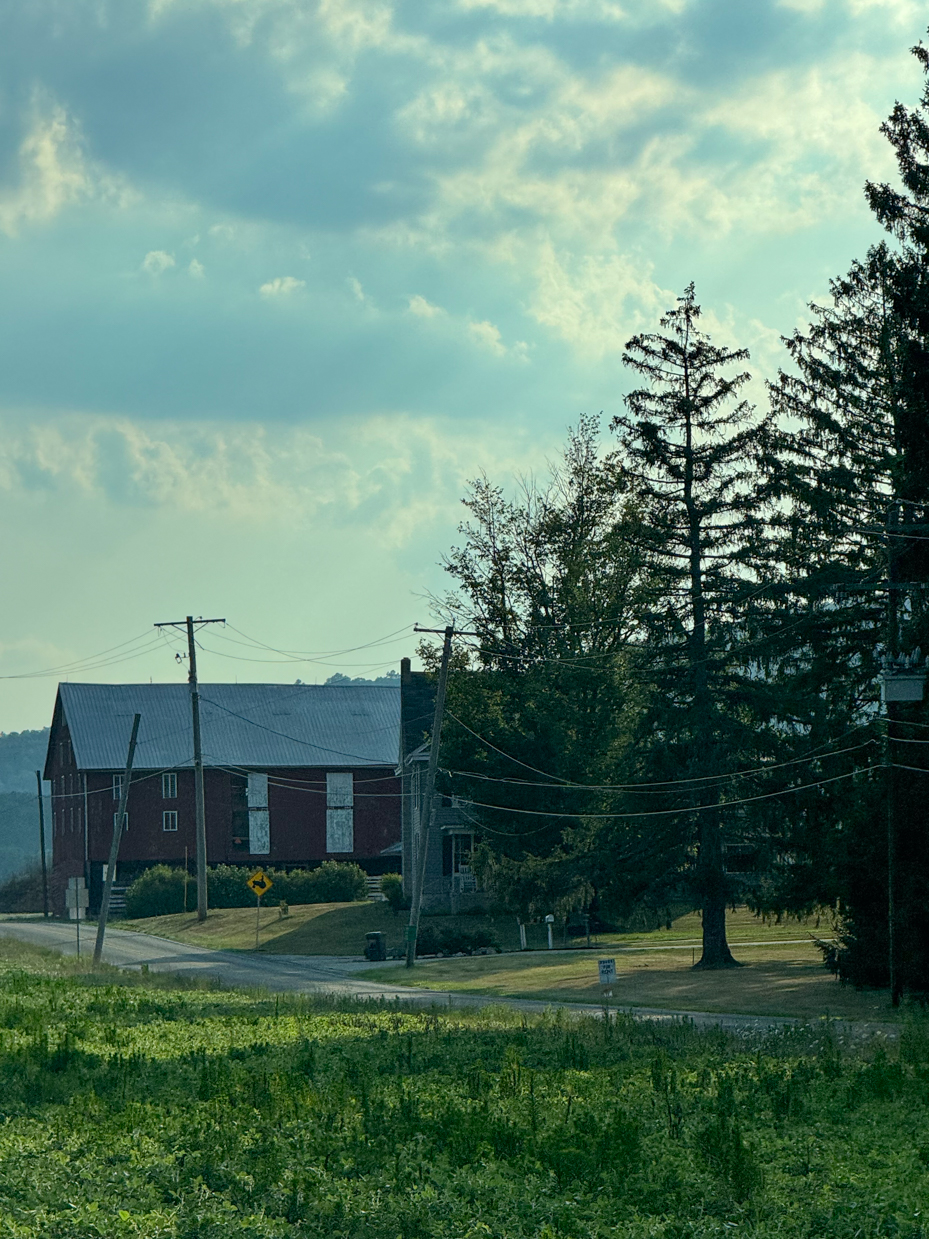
[48,682,401,774]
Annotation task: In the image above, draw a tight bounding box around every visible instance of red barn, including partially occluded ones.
[45,682,401,913]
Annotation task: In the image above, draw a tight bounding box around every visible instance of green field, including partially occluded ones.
[0,937,925,1236]
[120,902,826,957]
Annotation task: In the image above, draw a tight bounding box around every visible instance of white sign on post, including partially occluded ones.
[598,958,617,987]
[66,876,89,920]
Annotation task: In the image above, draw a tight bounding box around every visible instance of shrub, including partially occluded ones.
[124,866,188,918]
[125,861,369,919]
[273,861,367,904]
[380,872,407,915]
[416,926,499,956]
[204,865,254,908]
[0,866,48,914]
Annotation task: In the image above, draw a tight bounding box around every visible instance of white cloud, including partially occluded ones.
[408,294,445,317]
[259,275,306,297]
[0,410,553,542]
[527,241,674,357]
[142,250,176,275]
[456,0,625,17]
[468,319,507,356]
[188,258,205,278]
[0,101,127,237]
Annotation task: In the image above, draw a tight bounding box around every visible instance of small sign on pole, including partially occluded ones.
[66,877,89,958]
[598,957,617,994]
[247,870,273,950]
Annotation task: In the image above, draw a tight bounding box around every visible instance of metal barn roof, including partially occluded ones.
[51,682,401,773]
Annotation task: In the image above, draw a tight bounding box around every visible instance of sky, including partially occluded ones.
[0,0,924,731]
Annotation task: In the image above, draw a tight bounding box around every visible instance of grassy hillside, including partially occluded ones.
[0,936,924,1237]
[121,902,828,957]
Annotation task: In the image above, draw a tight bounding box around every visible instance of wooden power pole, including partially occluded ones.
[404,624,477,967]
[35,771,48,919]
[154,616,225,922]
[94,713,141,966]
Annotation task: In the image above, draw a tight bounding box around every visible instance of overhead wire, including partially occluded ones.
[0,631,168,680]
[198,693,398,766]
[443,739,875,794]
[445,710,873,791]
[462,768,866,821]
[220,622,415,661]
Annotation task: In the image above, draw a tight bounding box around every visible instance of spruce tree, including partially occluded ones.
[765,32,929,993]
[613,285,778,969]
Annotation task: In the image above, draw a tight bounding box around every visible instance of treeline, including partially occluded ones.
[427,34,929,996]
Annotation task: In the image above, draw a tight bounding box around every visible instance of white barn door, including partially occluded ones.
[247,773,270,855]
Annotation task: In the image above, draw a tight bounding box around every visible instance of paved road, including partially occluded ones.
[0,919,890,1039]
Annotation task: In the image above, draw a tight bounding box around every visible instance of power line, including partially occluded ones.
[198,694,398,766]
[446,710,873,791]
[220,622,415,661]
[0,631,167,680]
[462,767,865,821]
[444,740,874,794]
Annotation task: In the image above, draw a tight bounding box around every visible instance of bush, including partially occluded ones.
[125,861,369,919]
[273,861,367,905]
[380,872,407,915]
[0,866,48,914]
[416,926,499,956]
[124,866,189,918]
[203,865,254,908]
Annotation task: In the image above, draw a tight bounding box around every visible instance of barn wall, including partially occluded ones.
[54,762,401,905]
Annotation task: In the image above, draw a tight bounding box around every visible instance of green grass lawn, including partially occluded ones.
[369,941,901,1022]
[0,935,924,1237]
[120,901,828,957]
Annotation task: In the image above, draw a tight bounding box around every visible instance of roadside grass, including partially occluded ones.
[119,901,827,957]
[0,935,925,1237]
[368,942,901,1023]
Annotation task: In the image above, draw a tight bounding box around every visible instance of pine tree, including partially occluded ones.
[613,285,778,969]
[764,32,929,993]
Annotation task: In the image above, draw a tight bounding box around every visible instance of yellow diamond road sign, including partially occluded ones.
[247,870,273,898]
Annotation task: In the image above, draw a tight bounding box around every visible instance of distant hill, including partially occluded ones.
[0,732,51,882]
[0,793,47,883]
[0,729,49,794]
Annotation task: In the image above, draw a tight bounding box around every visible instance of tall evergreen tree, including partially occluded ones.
[764,32,929,993]
[613,285,779,969]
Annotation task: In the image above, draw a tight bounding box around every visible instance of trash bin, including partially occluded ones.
[364,931,387,961]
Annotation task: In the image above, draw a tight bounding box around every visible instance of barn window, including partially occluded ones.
[326,772,354,853]
[112,774,122,801]
[113,812,128,834]
[163,811,178,832]
[162,773,177,799]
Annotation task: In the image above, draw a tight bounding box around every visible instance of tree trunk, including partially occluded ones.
[693,812,739,969]
[680,379,738,971]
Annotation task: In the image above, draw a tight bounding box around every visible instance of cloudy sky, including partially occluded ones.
[0,0,923,730]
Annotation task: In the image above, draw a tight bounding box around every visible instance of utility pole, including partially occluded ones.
[885,505,900,1008]
[872,502,929,1007]
[847,504,929,1005]
[34,771,48,919]
[154,616,225,922]
[94,713,140,966]
[405,624,478,967]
